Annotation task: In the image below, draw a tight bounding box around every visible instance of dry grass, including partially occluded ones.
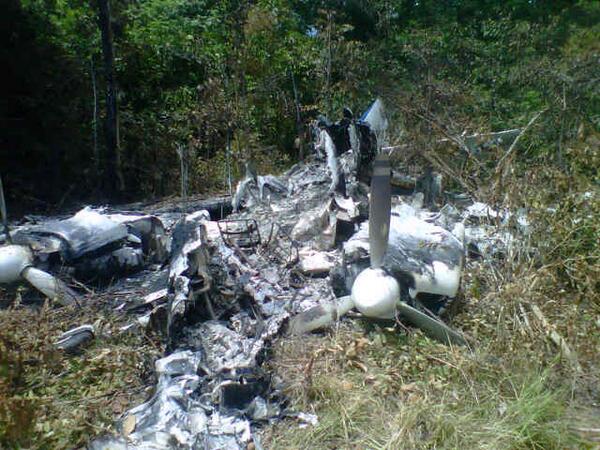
[0,290,162,449]
[263,296,598,449]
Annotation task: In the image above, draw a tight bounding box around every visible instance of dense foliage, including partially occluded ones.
[1,0,598,209]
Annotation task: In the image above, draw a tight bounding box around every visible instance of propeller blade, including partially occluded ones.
[0,174,11,243]
[288,296,354,335]
[22,266,79,306]
[369,153,392,268]
[396,301,468,346]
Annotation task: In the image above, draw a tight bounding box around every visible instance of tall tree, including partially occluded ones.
[97,0,123,196]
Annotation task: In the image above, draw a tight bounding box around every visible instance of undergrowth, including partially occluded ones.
[0,293,162,449]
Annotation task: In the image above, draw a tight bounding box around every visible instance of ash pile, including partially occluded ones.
[0,100,529,449]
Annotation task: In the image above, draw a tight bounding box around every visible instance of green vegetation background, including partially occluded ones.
[1,0,597,209]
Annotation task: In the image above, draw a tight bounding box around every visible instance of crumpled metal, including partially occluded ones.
[95,161,346,447]
[92,132,526,448]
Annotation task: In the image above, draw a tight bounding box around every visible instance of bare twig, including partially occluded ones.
[401,106,485,168]
[496,110,545,170]
[492,110,545,200]
[529,303,582,373]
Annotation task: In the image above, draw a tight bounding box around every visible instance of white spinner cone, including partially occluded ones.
[351,267,399,319]
[0,245,33,283]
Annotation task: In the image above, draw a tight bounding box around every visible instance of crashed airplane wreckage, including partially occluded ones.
[0,100,526,448]
[0,203,168,305]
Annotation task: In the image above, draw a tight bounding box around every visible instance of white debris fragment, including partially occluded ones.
[155,350,202,377]
[298,248,335,275]
[143,288,168,304]
[203,220,222,242]
[291,202,331,241]
[136,313,151,328]
[322,130,340,193]
[465,201,501,220]
[296,412,319,428]
[333,195,360,221]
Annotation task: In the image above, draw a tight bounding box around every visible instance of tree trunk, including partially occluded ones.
[97,0,124,197]
[325,10,332,115]
[291,70,304,161]
[90,57,99,173]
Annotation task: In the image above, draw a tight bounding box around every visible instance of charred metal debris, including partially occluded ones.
[0,99,530,449]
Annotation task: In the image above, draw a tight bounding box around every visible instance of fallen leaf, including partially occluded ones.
[341,380,354,390]
[400,382,418,393]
